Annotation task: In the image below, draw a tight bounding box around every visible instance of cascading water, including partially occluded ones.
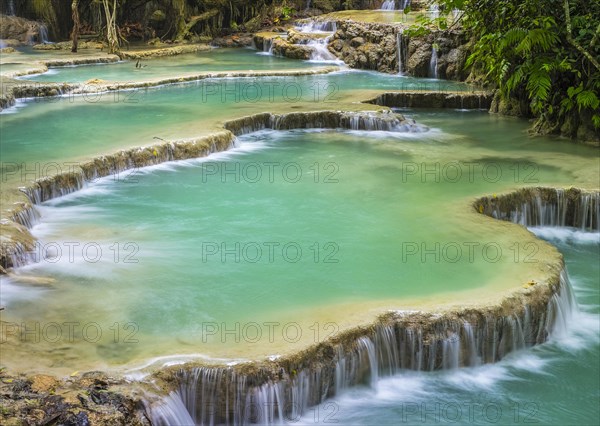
[295,21,337,33]
[294,21,340,63]
[146,270,577,425]
[39,25,50,44]
[430,3,441,19]
[452,8,462,22]
[358,337,379,388]
[429,45,439,78]
[396,31,407,74]
[306,37,338,62]
[380,0,396,10]
[579,193,600,231]
[7,0,16,15]
[486,188,600,231]
[260,38,273,55]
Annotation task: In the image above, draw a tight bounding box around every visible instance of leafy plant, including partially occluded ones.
[412,0,600,137]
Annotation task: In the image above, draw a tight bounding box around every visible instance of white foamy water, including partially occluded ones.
[529,226,600,245]
[0,99,29,114]
[295,237,599,425]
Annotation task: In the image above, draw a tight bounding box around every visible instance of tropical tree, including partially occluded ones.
[411,0,600,138]
[101,0,119,54]
[71,0,80,52]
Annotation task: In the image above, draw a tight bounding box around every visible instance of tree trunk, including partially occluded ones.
[175,10,220,42]
[71,0,80,53]
[102,0,120,55]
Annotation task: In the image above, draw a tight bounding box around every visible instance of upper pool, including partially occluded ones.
[18,48,324,83]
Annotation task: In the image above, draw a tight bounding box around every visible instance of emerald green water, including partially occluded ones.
[1,118,596,368]
[20,48,322,83]
[0,49,598,424]
[1,70,468,168]
[309,232,599,425]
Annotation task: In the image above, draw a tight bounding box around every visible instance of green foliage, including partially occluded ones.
[426,0,600,136]
[281,6,295,20]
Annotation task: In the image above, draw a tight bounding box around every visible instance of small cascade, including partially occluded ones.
[442,332,460,369]
[429,45,439,78]
[463,322,481,366]
[357,337,379,388]
[7,0,16,16]
[146,392,195,426]
[344,111,410,131]
[11,206,41,230]
[545,270,578,340]
[380,0,411,11]
[306,37,338,62]
[578,193,600,231]
[452,8,462,22]
[224,111,425,136]
[262,38,273,55]
[20,173,86,205]
[294,21,339,63]
[430,3,440,19]
[396,31,408,74]
[374,325,400,376]
[295,21,337,33]
[39,25,50,44]
[380,0,396,10]
[482,188,599,231]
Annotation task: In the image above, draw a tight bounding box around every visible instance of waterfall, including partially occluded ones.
[483,188,600,231]
[379,0,412,12]
[442,332,460,369]
[7,0,15,15]
[39,25,50,44]
[306,37,338,62]
[396,31,407,74]
[452,8,462,22]
[305,0,312,10]
[222,111,425,135]
[294,20,339,63]
[579,193,600,231]
[296,21,337,33]
[381,0,396,10]
[545,270,578,340]
[358,337,379,388]
[146,270,576,424]
[430,3,440,19]
[148,392,195,426]
[262,38,273,55]
[429,46,438,78]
